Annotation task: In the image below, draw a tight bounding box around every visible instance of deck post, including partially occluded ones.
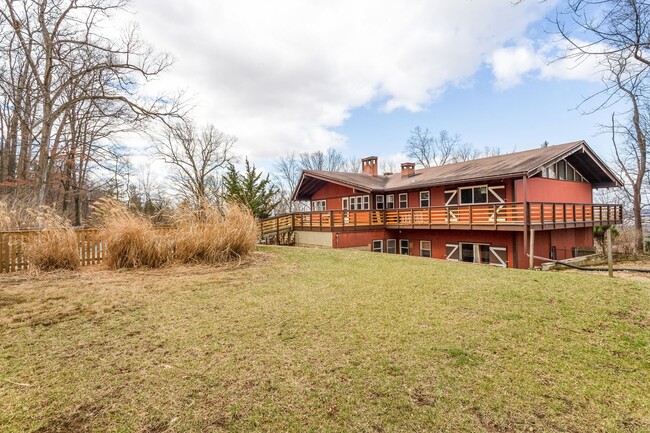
[529,228,535,270]
[276,217,280,245]
[540,203,544,227]
[606,228,613,278]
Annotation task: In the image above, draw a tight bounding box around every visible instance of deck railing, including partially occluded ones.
[258,202,622,237]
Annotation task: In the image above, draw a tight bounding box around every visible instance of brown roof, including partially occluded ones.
[293,141,621,200]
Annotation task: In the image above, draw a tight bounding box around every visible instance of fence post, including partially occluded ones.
[607,228,613,278]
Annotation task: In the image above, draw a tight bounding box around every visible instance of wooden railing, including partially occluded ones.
[258,202,622,236]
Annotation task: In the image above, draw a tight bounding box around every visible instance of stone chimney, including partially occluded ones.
[401,162,415,177]
[361,156,378,176]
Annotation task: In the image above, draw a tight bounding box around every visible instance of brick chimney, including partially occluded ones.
[361,156,378,176]
[401,162,415,177]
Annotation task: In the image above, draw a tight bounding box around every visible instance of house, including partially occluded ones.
[259,141,622,268]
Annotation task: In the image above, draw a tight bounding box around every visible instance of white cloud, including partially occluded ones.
[489,39,604,90]
[125,0,552,159]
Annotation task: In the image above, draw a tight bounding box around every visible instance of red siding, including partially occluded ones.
[312,183,355,210]
[514,227,594,267]
[335,230,388,249]
[515,178,592,203]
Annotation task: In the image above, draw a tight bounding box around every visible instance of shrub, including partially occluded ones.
[171,203,257,264]
[23,207,80,271]
[94,198,173,269]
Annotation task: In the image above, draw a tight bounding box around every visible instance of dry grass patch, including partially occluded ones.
[0,247,648,432]
[22,207,80,272]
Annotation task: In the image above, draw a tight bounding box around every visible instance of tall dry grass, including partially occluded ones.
[94,198,173,269]
[23,206,80,271]
[93,199,256,269]
[172,203,257,265]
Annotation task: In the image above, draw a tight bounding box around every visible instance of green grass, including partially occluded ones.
[1,247,649,432]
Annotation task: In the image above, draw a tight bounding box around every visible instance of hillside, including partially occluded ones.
[1,247,649,432]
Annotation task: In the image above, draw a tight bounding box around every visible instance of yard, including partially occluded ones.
[1,247,649,432]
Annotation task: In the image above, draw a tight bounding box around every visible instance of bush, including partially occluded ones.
[23,207,80,271]
[94,198,173,269]
[171,203,257,264]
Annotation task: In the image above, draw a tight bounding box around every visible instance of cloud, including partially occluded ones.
[127,0,552,159]
[489,39,604,90]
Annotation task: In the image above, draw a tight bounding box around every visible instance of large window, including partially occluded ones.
[420,241,431,257]
[376,195,384,210]
[347,195,370,210]
[399,239,410,255]
[459,186,487,204]
[372,240,383,253]
[312,200,326,211]
[387,239,397,254]
[399,193,408,208]
[386,194,395,209]
[460,243,490,264]
[419,191,430,207]
[542,159,585,182]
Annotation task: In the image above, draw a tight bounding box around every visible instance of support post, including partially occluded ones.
[529,228,535,270]
[607,228,613,278]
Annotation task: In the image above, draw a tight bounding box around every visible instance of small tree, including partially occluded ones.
[223,158,278,219]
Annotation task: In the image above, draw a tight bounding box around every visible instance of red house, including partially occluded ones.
[260,141,622,268]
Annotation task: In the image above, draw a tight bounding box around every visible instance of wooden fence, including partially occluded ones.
[0,228,104,273]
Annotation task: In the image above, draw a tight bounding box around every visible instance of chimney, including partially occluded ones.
[361,156,378,176]
[401,162,415,177]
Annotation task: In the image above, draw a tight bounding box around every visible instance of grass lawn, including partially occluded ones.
[1,246,649,432]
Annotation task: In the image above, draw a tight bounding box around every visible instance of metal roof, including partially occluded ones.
[292,141,622,200]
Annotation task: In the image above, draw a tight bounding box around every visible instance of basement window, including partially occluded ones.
[372,240,383,253]
[399,239,410,255]
[387,239,397,254]
[420,241,431,258]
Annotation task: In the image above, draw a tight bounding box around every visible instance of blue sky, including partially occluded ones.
[126,0,624,171]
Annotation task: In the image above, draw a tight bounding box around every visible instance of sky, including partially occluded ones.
[122,0,624,171]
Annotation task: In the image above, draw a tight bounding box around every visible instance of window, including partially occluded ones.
[386,194,395,209]
[460,243,490,264]
[312,200,326,211]
[557,160,566,180]
[349,197,356,210]
[376,195,384,210]
[362,195,370,210]
[459,186,487,204]
[387,239,397,254]
[419,191,430,207]
[399,239,410,255]
[420,241,431,258]
[399,193,408,208]
[342,197,349,210]
[372,240,383,253]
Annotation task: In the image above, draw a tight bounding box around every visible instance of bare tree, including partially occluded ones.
[299,148,346,171]
[405,126,486,166]
[551,0,650,251]
[0,0,184,206]
[152,121,236,206]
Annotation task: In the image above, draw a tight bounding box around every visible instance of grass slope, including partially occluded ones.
[0,247,649,432]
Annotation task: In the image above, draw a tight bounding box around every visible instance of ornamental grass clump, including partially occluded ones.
[23,207,80,271]
[94,198,172,269]
[172,203,257,265]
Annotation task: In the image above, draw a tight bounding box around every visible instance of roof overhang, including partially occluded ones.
[291,171,373,201]
[526,141,622,188]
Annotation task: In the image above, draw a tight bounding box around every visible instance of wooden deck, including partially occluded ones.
[258,202,623,237]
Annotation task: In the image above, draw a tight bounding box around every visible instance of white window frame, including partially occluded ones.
[459,185,488,205]
[375,195,384,210]
[420,240,431,258]
[342,197,349,210]
[387,239,397,254]
[356,196,363,210]
[419,191,430,208]
[399,239,410,255]
[372,240,383,253]
[399,193,408,208]
[459,242,490,264]
[386,194,395,209]
[362,195,370,210]
[312,200,326,211]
